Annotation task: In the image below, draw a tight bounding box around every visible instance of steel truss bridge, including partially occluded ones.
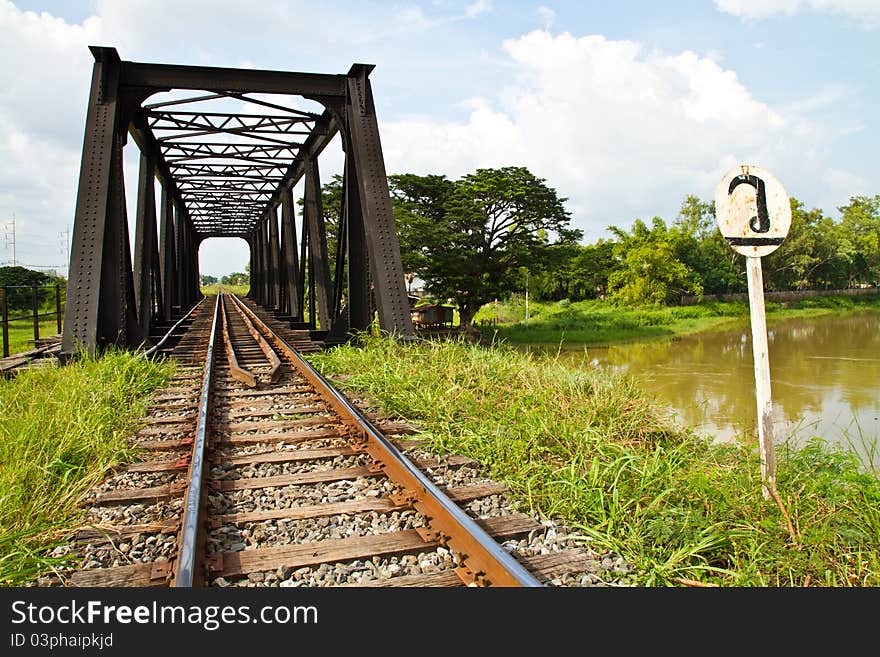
[61,46,414,357]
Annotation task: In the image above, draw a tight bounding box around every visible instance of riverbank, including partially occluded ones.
[472,293,880,347]
[309,335,880,587]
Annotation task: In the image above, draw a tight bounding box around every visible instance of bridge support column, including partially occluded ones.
[159,183,176,321]
[344,67,414,337]
[62,47,144,356]
[268,206,281,311]
[279,188,301,321]
[133,151,161,341]
[174,199,186,310]
[344,152,371,334]
[259,216,270,306]
[303,156,332,331]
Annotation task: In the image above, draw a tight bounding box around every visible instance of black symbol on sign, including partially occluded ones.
[728,174,769,233]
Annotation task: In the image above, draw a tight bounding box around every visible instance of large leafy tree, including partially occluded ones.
[388,173,456,278]
[397,166,581,328]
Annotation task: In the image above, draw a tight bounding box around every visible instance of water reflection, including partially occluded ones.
[522,311,880,468]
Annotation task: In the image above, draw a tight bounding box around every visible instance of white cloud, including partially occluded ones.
[0,1,108,270]
[537,6,556,29]
[380,30,853,239]
[0,2,870,277]
[464,0,492,19]
[715,0,880,26]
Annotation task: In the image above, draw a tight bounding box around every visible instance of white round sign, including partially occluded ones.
[714,165,791,257]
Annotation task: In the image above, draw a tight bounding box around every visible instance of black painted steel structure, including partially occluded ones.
[62,46,414,357]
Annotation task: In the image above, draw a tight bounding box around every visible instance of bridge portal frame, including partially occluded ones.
[62,46,414,357]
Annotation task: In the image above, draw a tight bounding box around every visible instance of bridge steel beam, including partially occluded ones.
[341,66,413,336]
[62,47,144,356]
[159,182,176,322]
[259,216,270,307]
[303,156,332,331]
[344,151,371,335]
[63,46,414,357]
[267,206,281,311]
[133,150,160,339]
[279,187,301,321]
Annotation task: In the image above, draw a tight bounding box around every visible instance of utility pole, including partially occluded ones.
[3,213,15,265]
[525,269,529,327]
[59,226,71,275]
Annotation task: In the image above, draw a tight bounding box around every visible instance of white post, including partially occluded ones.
[746,256,775,499]
[524,270,529,327]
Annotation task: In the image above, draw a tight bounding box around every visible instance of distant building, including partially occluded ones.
[411,303,454,329]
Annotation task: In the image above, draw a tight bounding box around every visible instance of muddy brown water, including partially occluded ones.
[522,310,880,470]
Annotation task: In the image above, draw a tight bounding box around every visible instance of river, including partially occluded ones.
[523,310,880,470]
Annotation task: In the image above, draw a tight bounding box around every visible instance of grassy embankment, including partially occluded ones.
[472,293,880,347]
[4,319,62,356]
[309,335,880,587]
[0,350,175,586]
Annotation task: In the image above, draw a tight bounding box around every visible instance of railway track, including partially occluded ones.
[0,339,62,377]
[48,292,614,588]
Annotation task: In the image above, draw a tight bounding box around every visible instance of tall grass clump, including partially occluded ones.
[309,335,880,586]
[0,349,175,585]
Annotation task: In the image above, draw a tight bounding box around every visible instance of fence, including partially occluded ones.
[0,283,65,358]
[680,287,879,306]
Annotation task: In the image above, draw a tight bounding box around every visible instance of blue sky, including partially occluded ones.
[1,0,877,277]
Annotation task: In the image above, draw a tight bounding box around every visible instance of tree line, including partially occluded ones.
[316,167,878,327]
[535,194,880,306]
[0,265,66,310]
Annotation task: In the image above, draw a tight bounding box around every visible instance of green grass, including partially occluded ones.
[3,318,62,356]
[474,294,880,347]
[0,349,175,585]
[309,336,880,587]
[201,283,249,296]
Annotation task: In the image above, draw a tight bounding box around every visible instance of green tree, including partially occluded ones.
[0,266,55,309]
[388,173,457,278]
[838,194,880,287]
[532,240,616,301]
[607,217,703,305]
[398,167,581,328]
[221,272,249,286]
[671,195,745,295]
[763,198,847,290]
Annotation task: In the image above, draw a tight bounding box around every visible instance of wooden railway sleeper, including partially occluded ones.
[218,294,543,587]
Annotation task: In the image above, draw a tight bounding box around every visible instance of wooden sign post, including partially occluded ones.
[715,165,791,499]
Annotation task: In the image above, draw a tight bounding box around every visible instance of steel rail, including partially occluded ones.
[220,295,256,388]
[226,294,543,587]
[142,297,205,359]
[173,294,220,587]
[228,295,282,383]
